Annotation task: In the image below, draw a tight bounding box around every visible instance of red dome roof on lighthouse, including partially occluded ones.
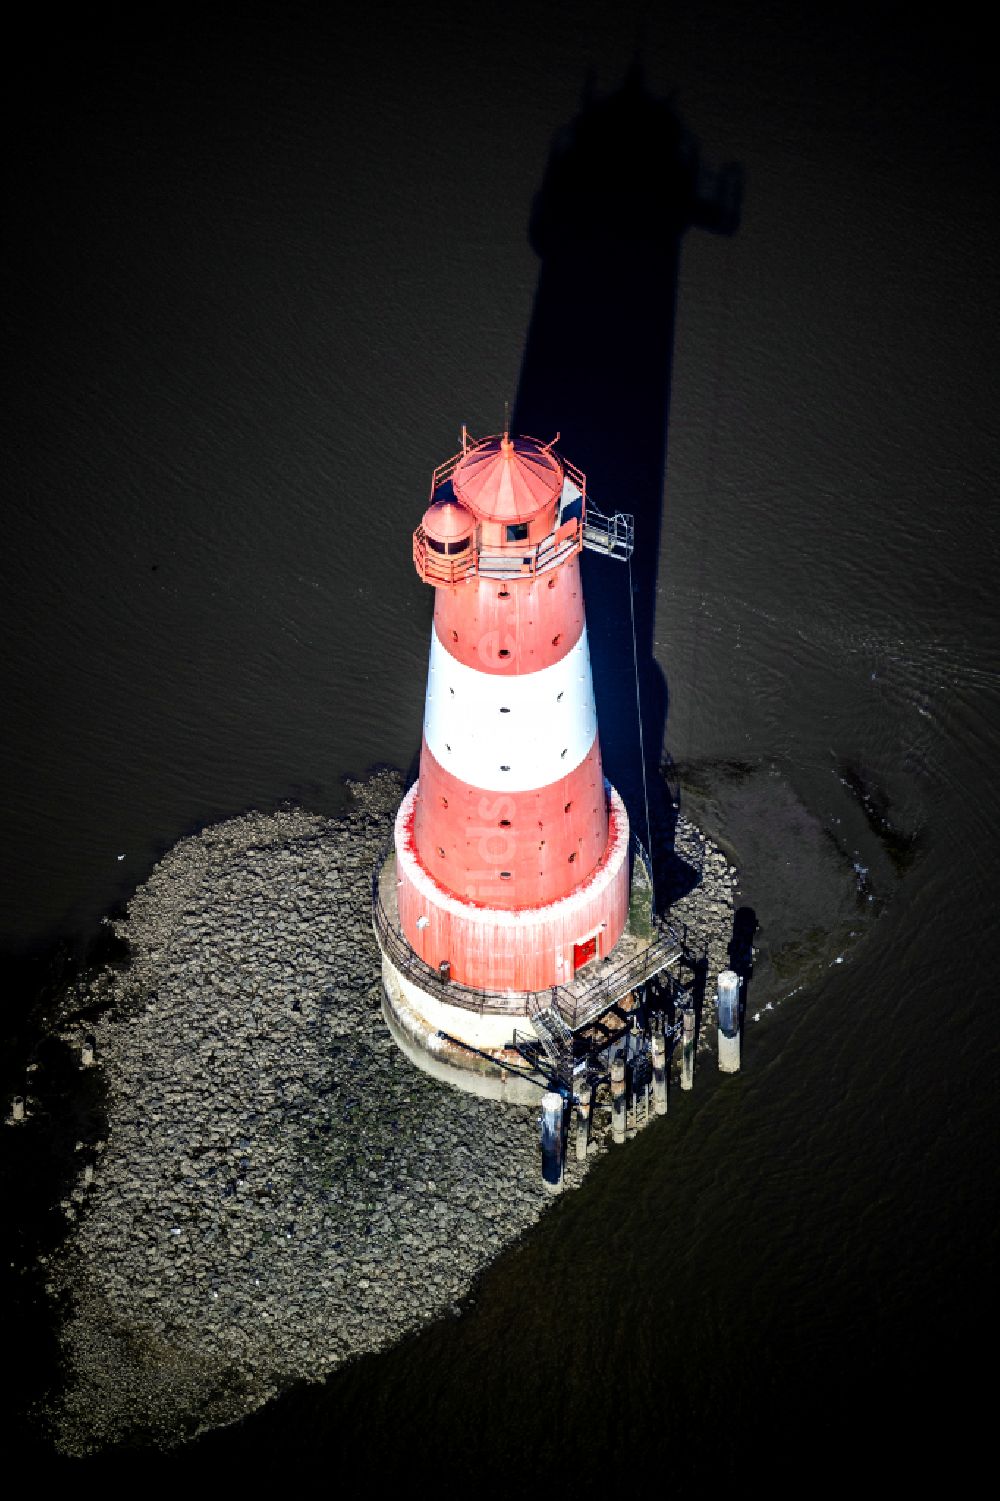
[421,496,475,545]
[453,433,564,524]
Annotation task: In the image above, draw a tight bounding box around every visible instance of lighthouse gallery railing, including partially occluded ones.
[371,838,685,1033]
[413,514,584,586]
[416,434,632,579]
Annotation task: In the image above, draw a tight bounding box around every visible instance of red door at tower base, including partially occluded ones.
[573,934,598,972]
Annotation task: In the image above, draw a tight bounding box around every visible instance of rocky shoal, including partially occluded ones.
[40,771,736,1455]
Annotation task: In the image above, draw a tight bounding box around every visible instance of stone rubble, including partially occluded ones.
[42,771,736,1455]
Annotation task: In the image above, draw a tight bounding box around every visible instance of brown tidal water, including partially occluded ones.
[2,0,997,1484]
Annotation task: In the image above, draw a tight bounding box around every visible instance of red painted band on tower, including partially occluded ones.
[396,780,630,991]
[413,735,608,908]
[431,554,586,675]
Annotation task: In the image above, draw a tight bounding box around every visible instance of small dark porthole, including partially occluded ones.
[564,801,572,813]
[500,706,510,714]
[441,796,449,808]
[437,846,445,857]
[557,691,564,702]
[498,588,510,598]
[498,648,511,659]
[552,634,561,646]
[451,630,459,642]
[500,764,511,771]
[500,871,512,879]
[547,577,556,589]
[499,818,512,828]
[568,851,577,863]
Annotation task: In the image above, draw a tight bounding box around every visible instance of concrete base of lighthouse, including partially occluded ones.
[379,951,549,1104]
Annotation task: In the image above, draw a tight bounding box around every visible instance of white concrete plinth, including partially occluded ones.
[379,950,546,1105]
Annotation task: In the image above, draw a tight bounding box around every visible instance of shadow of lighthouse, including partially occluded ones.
[512,63,741,902]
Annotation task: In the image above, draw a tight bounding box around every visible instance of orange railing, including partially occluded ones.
[429,429,479,498]
[413,516,584,585]
[562,453,587,504]
[416,435,592,584]
[412,527,477,586]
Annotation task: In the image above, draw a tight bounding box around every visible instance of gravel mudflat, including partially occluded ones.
[41,772,736,1455]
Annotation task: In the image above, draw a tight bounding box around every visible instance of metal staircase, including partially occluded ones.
[526,996,576,1093]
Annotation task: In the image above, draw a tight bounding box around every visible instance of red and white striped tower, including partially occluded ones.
[376,431,631,1097]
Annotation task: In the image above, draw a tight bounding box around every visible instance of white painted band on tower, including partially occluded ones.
[423,625,597,792]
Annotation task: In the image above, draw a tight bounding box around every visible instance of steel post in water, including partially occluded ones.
[651,1031,668,1115]
[575,1081,592,1161]
[541,1091,564,1192]
[717,969,741,1074]
[681,1008,696,1091]
[611,1057,627,1144]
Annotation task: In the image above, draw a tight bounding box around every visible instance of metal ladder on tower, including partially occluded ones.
[527,995,576,1094]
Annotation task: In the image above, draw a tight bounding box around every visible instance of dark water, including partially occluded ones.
[3,0,997,1482]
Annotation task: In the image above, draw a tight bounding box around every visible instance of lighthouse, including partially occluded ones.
[374,430,681,1102]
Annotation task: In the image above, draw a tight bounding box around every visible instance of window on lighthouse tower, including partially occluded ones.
[427,536,471,556]
[505,522,529,543]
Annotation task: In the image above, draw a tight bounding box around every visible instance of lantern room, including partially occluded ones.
[412,431,586,586]
[452,433,564,549]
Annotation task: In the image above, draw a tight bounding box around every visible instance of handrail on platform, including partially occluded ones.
[371,836,684,1032]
